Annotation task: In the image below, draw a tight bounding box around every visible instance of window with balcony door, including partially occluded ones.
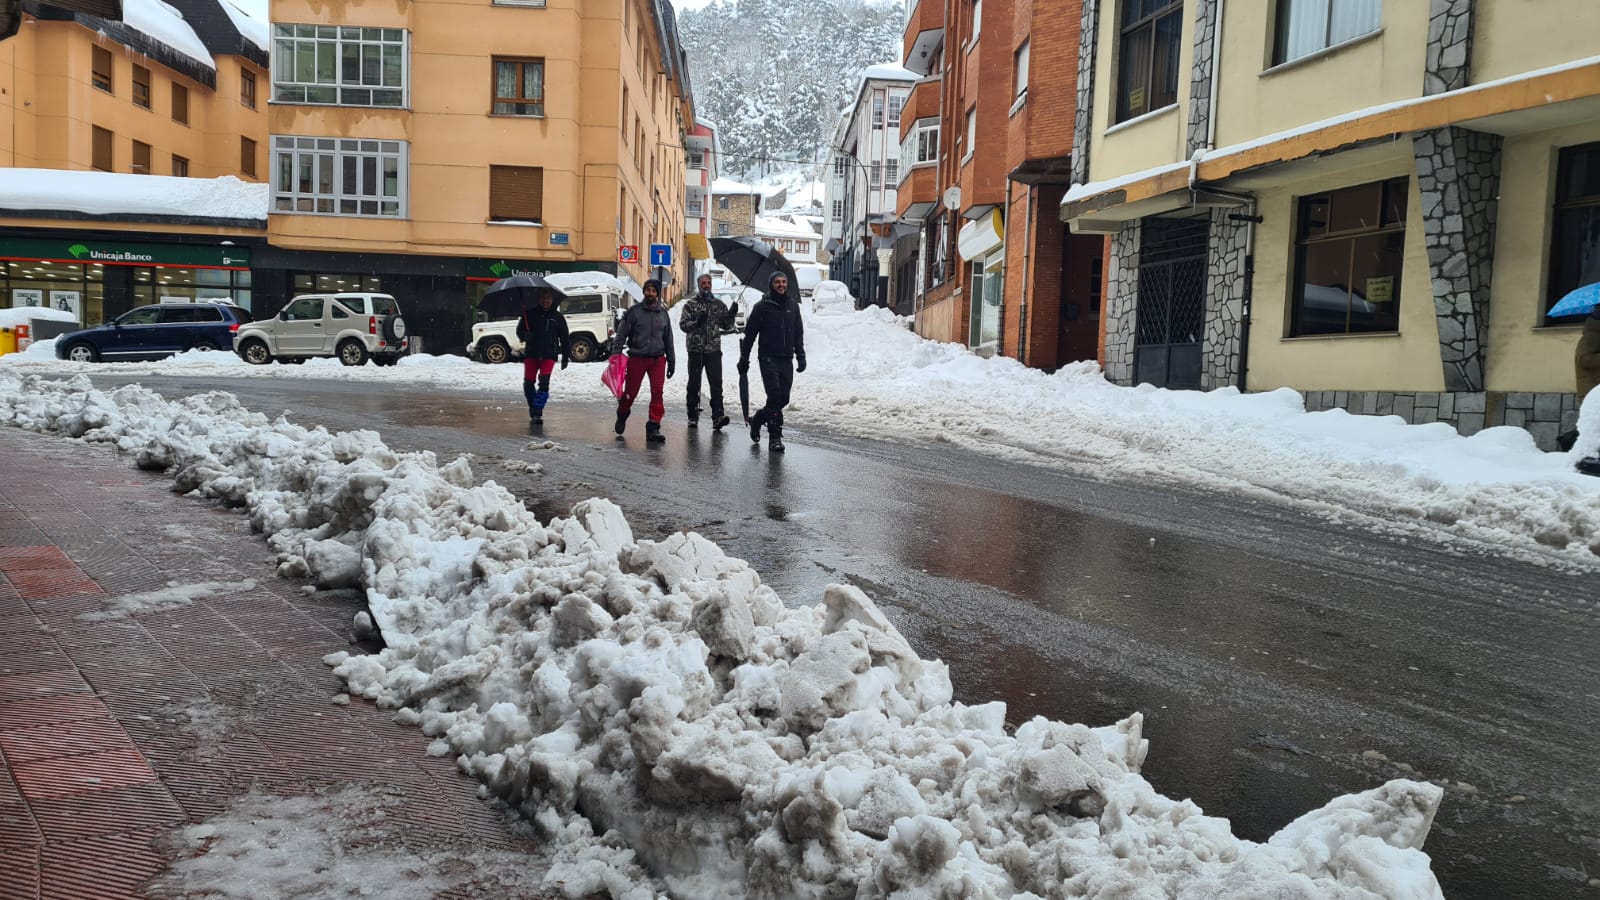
[133,65,150,109]
[92,46,112,92]
[1289,177,1407,336]
[492,58,544,116]
[489,165,544,223]
[1116,0,1182,122]
[1548,142,1600,325]
[1274,0,1381,65]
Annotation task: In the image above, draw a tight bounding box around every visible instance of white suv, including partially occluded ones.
[466,272,630,365]
[234,293,408,366]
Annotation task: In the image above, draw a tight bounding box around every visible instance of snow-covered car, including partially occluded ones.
[712,286,763,333]
[793,263,828,299]
[811,280,854,315]
[466,272,631,364]
[234,292,407,366]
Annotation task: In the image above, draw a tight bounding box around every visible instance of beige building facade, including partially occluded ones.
[1063,0,1600,448]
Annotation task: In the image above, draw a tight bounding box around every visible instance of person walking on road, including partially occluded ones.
[679,274,736,430]
[1574,307,1600,475]
[614,278,675,443]
[738,272,805,453]
[516,288,568,424]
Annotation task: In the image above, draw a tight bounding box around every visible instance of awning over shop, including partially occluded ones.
[686,232,712,260]
[957,208,1004,261]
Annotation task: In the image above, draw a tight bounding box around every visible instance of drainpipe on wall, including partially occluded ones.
[1016,182,1033,367]
[1205,0,1225,154]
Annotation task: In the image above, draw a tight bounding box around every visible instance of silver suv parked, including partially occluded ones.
[234,293,408,366]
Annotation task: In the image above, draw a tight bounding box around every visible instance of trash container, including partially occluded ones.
[0,328,17,357]
[15,324,30,352]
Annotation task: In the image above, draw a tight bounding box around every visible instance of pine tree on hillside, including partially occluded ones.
[678,0,904,180]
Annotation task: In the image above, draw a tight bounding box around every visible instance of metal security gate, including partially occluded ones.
[1134,217,1209,389]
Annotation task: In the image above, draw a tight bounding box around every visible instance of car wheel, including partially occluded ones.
[191,340,218,352]
[64,342,99,363]
[337,339,370,367]
[482,339,511,365]
[239,339,272,365]
[568,335,599,363]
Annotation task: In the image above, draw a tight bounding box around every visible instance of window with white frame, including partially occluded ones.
[272,136,407,217]
[964,107,976,159]
[834,156,849,176]
[971,0,982,42]
[1014,39,1030,100]
[870,162,882,189]
[1273,0,1381,65]
[272,25,408,107]
[872,93,885,128]
[832,200,844,219]
[688,149,705,169]
[718,223,731,236]
[886,160,898,184]
[888,94,905,128]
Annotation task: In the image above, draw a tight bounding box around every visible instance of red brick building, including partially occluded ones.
[901,0,1103,368]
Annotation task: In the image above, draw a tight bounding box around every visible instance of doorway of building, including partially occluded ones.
[1134,216,1208,389]
[1057,233,1105,365]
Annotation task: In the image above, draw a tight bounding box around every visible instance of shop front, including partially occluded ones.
[465,257,616,322]
[0,236,252,326]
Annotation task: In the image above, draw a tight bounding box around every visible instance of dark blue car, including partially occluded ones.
[55,303,254,363]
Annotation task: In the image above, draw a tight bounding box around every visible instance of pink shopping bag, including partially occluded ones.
[601,353,627,398]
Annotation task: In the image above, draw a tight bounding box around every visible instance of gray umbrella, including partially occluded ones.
[709,236,799,295]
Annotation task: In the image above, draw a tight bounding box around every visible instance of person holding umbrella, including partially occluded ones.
[613,278,675,443]
[679,273,736,430]
[738,272,805,453]
[516,286,568,424]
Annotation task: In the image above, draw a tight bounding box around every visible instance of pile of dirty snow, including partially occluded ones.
[0,369,1446,898]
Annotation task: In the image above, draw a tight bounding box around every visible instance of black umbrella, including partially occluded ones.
[480,273,556,321]
[709,236,799,297]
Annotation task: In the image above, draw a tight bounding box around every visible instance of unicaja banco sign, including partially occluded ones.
[0,238,249,269]
[69,244,155,264]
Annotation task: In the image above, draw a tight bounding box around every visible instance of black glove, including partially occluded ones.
[796,354,807,374]
[736,357,750,374]
[667,361,676,379]
[560,357,569,370]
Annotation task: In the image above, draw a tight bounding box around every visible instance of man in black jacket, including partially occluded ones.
[679,274,736,430]
[738,272,805,453]
[515,288,568,424]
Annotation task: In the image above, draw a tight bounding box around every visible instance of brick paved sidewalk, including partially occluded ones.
[0,428,550,899]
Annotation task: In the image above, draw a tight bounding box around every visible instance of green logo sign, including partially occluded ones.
[489,261,512,278]
[68,244,89,259]
[0,238,247,269]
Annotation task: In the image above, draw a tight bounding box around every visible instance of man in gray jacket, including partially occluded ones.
[679,273,736,430]
[613,278,675,443]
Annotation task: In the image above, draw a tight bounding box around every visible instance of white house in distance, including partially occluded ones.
[754,215,820,263]
[824,63,917,307]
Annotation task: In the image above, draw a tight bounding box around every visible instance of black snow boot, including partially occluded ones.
[614,409,629,436]
[769,436,786,453]
[713,414,730,431]
[688,415,699,428]
[646,422,666,443]
[748,414,763,444]
[1578,456,1600,477]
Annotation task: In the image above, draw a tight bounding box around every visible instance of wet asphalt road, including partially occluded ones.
[86,373,1600,898]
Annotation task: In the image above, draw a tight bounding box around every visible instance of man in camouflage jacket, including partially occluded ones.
[678,273,738,429]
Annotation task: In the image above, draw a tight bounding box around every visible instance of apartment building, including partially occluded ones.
[824,65,915,309]
[261,0,694,354]
[0,0,269,326]
[1063,0,1600,448]
[684,118,717,260]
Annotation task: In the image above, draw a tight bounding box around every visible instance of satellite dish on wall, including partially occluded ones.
[942,186,961,210]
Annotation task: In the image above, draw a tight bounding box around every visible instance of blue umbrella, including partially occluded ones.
[1548,282,1600,318]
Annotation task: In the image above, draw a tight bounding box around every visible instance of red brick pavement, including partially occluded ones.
[0,428,550,898]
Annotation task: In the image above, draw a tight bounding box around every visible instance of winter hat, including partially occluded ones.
[643,278,663,299]
[768,271,791,298]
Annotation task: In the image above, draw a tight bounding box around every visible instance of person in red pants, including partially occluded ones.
[516,287,568,424]
[612,278,675,443]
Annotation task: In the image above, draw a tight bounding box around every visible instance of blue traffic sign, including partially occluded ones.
[649,243,674,267]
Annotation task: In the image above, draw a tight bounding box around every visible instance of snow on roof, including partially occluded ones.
[860,63,919,82]
[0,307,79,330]
[711,177,757,194]
[754,216,820,239]
[122,0,215,67]
[218,0,268,53]
[0,168,268,222]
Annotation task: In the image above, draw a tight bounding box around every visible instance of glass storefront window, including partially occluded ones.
[2,261,99,324]
[131,266,253,310]
[294,273,382,294]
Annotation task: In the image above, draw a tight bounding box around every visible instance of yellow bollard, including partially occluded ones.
[0,328,17,357]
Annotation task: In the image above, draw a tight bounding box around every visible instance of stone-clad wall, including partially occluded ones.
[1186,0,1220,157]
[1201,208,1247,390]
[1300,390,1580,450]
[1071,0,1100,186]
[1425,0,1475,95]
[1413,125,1502,393]
[1104,221,1140,385]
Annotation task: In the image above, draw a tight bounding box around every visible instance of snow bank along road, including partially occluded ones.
[8,303,1599,571]
[0,369,1449,898]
